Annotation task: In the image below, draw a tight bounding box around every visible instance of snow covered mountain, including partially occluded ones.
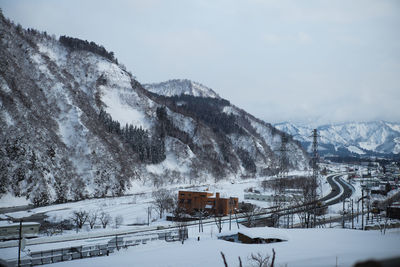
[144,79,220,99]
[0,12,308,205]
[275,121,400,157]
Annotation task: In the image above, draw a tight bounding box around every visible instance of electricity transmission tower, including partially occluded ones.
[311,129,319,181]
[310,129,320,227]
[277,133,289,177]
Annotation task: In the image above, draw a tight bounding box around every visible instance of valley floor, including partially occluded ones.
[1,166,400,266]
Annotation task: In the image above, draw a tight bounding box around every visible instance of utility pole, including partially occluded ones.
[201,211,203,232]
[366,189,370,224]
[357,199,359,224]
[361,189,364,230]
[198,210,204,233]
[342,199,345,228]
[229,198,233,231]
[147,206,151,226]
[199,211,201,233]
[18,220,22,267]
[234,210,240,229]
[287,210,290,228]
[351,199,354,229]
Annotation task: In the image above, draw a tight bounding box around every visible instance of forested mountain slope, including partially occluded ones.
[0,12,308,206]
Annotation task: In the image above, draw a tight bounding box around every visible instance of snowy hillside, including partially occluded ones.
[275,121,400,156]
[0,12,308,206]
[144,79,220,99]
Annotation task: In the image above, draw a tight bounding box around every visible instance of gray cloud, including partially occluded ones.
[1,0,399,124]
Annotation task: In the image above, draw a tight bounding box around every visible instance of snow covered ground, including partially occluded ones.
[2,165,400,266]
[44,226,400,267]
[1,172,306,226]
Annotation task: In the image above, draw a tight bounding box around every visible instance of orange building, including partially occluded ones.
[178,191,238,216]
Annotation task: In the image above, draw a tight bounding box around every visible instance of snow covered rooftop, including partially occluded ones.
[238,227,289,241]
[218,226,289,241]
[0,221,40,227]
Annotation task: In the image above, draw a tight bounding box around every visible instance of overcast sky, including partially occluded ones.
[1,0,399,125]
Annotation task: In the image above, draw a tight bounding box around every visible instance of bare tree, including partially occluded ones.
[301,177,319,228]
[221,249,275,267]
[248,249,276,267]
[290,177,319,228]
[172,199,188,243]
[261,179,269,192]
[99,211,111,228]
[71,210,89,229]
[152,189,174,219]
[88,210,98,229]
[271,178,286,225]
[249,252,270,267]
[242,203,263,227]
[214,215,224,233]
[114,214,124,229]
[220,252,228,267]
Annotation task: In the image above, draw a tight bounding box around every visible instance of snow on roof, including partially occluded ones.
[0,221,40,227]
[238,227,289,241]
[218,226,289,241]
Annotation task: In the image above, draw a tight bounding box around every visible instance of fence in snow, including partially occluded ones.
[6,230,187,267]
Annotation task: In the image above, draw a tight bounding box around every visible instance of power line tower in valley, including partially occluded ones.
[311,129,319,181]
[278,133,289,177]
[310,129,320,227]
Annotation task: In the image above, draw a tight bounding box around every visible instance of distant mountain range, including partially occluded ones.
[275,121,400,158]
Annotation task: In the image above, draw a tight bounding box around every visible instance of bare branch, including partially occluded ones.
[220,251,228,267]
[99,211,111,228]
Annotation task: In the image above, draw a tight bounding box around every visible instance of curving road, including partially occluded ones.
[320,174,354,206]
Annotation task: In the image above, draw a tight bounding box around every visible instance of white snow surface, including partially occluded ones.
[102,88,149,129]
[235,227,289,241]
[347,145,365,155]
[222,105,240,116]
[37,40,68,67]
[0,194,31,208]
[47,228,400,267]
[144,79,220,98]
[2,165,399,266]
[146,137,194,175]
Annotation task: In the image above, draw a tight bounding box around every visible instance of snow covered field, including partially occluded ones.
[47,226,400,267]
[0,172,308,226]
